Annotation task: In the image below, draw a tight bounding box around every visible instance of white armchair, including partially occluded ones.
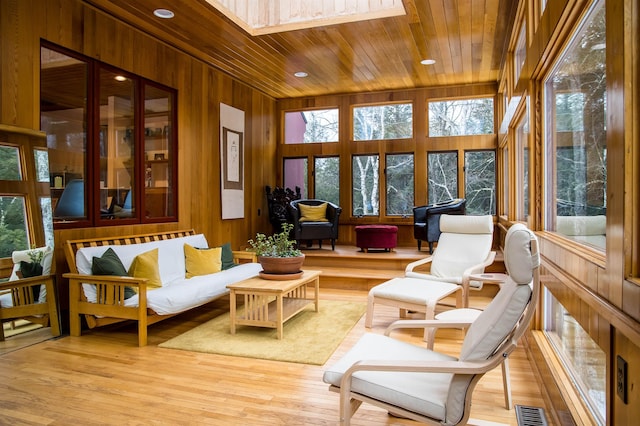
[404,214,496,308]
[323,223,539,425]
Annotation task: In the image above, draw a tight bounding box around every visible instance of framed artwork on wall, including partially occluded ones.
[220,103,245,219]
[222,127,243,190]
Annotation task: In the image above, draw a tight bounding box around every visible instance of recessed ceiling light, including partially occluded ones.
[294,71,308,78]
[153,9,175,19]
[114,75,127,82]
[421,59,436,65]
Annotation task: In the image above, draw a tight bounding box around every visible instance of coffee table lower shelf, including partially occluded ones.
[227,270,321,339]
[235,297,312,329]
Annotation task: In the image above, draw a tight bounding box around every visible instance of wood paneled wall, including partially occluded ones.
[0,0,276,308]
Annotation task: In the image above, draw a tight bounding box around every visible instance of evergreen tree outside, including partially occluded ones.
[0,146,29,256]
[0,197,29,257]
[0,146,21,180]
[314,156,339,206]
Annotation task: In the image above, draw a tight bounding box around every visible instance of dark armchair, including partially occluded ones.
[413,198,466,252]
[289,199,342,250]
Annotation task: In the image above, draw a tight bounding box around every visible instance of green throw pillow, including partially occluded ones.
[220,242,237,270]
[92,248,136,299]
[19,261,43,301]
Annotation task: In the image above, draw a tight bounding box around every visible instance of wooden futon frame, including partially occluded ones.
[63,229,255,346]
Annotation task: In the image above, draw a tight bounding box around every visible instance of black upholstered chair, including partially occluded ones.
[413,198,466,253]
[289,199,342,250]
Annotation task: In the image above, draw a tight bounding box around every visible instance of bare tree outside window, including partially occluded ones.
[352,155,379,216]
[465,151,496,215]
[385,154,414,215]
[353,104,412,141]
[546,0,606,223]
[543,2,607,420]
[284,109,339,144]
[428,98,494,137]
[428,151,458,204]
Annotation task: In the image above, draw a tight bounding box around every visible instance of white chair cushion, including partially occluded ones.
[504,224,539,285]
[369,277,459,305]
[439,214,493,234]
[430,233,493,279]
[323,333,456,421]
[120,262,262,315]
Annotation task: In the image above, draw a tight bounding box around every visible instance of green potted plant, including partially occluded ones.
[248,223,304,277]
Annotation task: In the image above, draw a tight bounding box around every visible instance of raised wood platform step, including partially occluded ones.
[301,245,504,291]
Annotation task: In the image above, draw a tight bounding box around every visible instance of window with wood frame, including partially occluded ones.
[428,98,494,137]
[0,125,52,263]
[427,151,458,204]
[515,102,530,222]
[284,109,339,144]
[544,0,606,251]
[40,43,178,228]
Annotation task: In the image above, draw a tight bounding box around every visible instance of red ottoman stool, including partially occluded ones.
[355,225,398,252]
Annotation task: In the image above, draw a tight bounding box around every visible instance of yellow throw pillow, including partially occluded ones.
[128,248,163,289]
[299,203,329,222]
[184,244,222,278]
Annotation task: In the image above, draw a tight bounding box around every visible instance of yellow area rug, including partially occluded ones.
[159,300,366,365]
[2,319,43,338]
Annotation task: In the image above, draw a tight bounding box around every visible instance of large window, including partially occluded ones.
[0,196,29,257]
[545,0,606,249]
[385,154,414,216]
[40,44,177,227]
[353,103,412,140]
[283,158,308,198]
[516,110,530,221]
[514,22,527,84]
[352,155,379,216]
[314,157,339,206]
[0,126,53,258]
[428,98,494,136]
[503,147,509,216]
[465,150,496,215]
[544,290,605,423]
[284,109,339,143]
[428,151,458,204]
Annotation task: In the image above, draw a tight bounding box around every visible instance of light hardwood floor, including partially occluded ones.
[0,288,548,425]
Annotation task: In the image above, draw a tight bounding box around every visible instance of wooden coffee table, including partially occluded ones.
[227,269,321,339]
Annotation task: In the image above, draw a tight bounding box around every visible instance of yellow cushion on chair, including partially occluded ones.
[128,248,163,289]
[299,203,329,222]
[184,244,222,278]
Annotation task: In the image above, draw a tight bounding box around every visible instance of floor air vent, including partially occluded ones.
[515,405,548,426]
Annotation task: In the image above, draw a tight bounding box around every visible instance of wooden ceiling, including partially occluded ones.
[83,0,517,99]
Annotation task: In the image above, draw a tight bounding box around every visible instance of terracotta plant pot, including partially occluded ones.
[258,254,305,275]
